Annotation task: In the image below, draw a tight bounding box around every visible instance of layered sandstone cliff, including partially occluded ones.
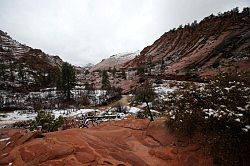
[124,9,250,77]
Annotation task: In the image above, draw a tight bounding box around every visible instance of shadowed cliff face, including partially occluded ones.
[124,10,250,77]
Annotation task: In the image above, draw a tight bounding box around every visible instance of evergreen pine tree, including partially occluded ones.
[122,70,126,80]
[9,62,15,82]
[112,67,117,77]
[101,70,111,90]
[0,64,7,81]
[57,62,76,100]
[18,65,25,82]
[84,82,95,95]
[160,58,165,70]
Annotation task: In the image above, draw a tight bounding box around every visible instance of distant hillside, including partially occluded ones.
[124,8,250,77]
[82,63,94,69]
[90,51,140,71]
[0,30,63,92]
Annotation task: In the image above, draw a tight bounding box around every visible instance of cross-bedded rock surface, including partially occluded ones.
[0,118,212,166]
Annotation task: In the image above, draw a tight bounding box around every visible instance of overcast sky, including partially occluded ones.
[0,0,249,66]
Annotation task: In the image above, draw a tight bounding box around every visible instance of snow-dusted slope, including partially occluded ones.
[90,51,140,71]
[0,30,63,91]
[82,63,94,70]
[0,30,62,66]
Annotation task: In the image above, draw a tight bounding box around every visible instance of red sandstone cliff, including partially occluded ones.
[124,8,250,77]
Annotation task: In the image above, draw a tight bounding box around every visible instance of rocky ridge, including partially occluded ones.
[0,30,63,92]
[124,8,250,77]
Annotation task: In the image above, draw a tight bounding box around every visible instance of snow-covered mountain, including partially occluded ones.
[90,51,140,71]
[82,63,94,70]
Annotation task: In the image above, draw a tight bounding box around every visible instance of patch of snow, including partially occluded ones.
[237,107,245,111]
[203,109,218,117]
[235,118,241,122]
[150,109,160,114]
[128,107,142,114]
[90,50,140,71]
[245,125,250,129]
[236,113,243,117]
[0,109,100,126]
[141,102,152,108]
[242,128,248,132]
[52,109,99,118]
[116,113,126,119]
[0,111,37,122]
[154,86,175,94]
[6,141,11,146]
[0,138,10,142]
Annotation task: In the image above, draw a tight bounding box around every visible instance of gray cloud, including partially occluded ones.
[0,0,249,66]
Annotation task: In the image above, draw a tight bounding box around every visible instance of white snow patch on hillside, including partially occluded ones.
[90,50,140,71]
[0,109,100,127]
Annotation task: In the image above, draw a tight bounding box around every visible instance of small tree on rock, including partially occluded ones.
[134,81,156,121]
